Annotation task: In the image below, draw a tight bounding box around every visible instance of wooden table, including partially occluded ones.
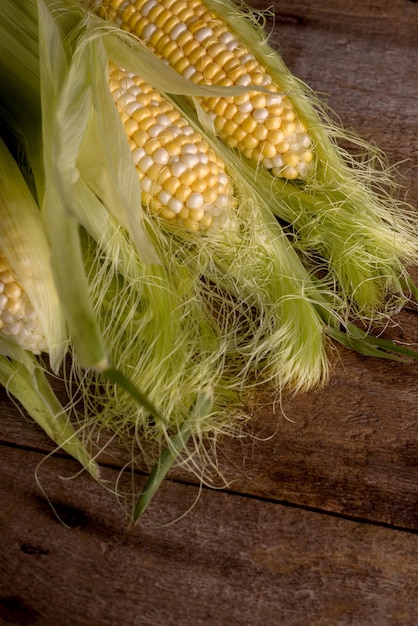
[1,1,418,623]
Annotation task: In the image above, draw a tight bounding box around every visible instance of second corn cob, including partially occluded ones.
[109,62,234,231]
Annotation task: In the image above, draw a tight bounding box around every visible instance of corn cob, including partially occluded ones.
[0,252,47,353]
[0,136,58,358]
[91,0,314,180]
[109,62,235,231]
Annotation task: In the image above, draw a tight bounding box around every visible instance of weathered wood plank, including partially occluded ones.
[1,446,417,626]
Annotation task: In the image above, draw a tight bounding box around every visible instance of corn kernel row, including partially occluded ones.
[0,252,46,353]
[109,63,235,231]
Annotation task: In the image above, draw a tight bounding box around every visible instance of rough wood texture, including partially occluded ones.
[1,446,418,626]
[1,1,418,624]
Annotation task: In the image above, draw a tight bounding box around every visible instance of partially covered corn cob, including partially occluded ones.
[0,252,46,353]
[91,0,314,180]
[109,62,234,231]
[106,55,328,393]
[0,134,99,478]
[0,136,67,370]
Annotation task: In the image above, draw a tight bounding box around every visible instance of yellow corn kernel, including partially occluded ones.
[109,64,235,231]
[0,252,46,352]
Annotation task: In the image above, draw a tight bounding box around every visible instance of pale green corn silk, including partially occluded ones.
[203,0,418,320]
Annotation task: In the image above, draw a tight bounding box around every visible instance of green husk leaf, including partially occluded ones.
[37,0,107,370]
[0,336,38,371]
[75,32,159,264]
[92,11,267,99]
[41,0,160,264]
[326,323,418,361]
[103,366,166,425]
[0,0,43,177]
[0,351,99,477]
[402,275,418,305]
[132,389,213,522]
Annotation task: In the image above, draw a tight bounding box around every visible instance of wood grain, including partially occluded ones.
[1,0,418,624]
[1,446,418,626]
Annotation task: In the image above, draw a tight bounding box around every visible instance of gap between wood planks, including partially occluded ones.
[2,437,418,536]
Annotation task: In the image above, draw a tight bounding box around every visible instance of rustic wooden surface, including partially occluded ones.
[1,1,418,624]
